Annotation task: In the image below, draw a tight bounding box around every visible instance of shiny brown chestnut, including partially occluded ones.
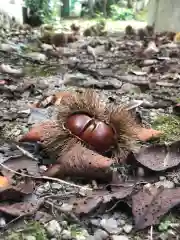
[65,113,115,152]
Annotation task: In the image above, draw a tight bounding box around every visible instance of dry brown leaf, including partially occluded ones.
[71,185,133,215]
[1,155,40,178]
[134,141,180,171]
[0,200,42,217]
[132,185,180,230]
[0,180,35,201]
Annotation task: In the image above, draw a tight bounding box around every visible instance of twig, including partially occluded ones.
[0,162,92,191]
[105,199,122,213]
[150,225,153,240]
[15,144,39,161]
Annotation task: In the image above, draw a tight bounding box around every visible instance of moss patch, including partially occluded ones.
[152,114,180,142]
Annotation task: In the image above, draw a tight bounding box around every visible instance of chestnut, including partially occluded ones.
[65,113,115,152]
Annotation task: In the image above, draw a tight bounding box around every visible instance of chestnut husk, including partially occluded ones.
[41,89,137,162]
[20,89,137,180]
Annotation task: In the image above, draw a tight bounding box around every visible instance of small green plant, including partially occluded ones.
[5,221,48,240]
[110,4,135,20]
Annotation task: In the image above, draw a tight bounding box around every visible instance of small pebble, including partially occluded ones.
[75,229,89,240]
[61,220,68,228]
[39,165,48,173]
[173,177,179,185]
[0,217,6,227]
[159,176,166,181]
[93,229,109,240]
[155,180,175,189]
[51,182,63,190]
[24,236,36,240]
[45,220,62,237]
[90,218,101,227]
[112,235,129,240]
[61,229,71,239]
[100,218,120,234]
[136,167,145,177]
[60,203,73,212]
[118,219,126,226]
[123,224,133,233]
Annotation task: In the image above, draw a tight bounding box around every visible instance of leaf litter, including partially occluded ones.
[0,18,180,239]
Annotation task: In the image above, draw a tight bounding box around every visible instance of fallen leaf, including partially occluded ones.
[0,200,42,217]
[134,141,180,171]
[1,155,40,178]
[132,185,180,230]
[71,185,133,215]
[0,180,35,201]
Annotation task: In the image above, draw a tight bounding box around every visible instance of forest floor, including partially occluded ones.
[0,17,180,240]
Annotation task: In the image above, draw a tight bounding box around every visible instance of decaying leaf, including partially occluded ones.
[132,184,180,230]
[71,184,133,215]
[1,155,40,178]
[134,141,180,171]
[0,200,42,217]
[0,180,35,201]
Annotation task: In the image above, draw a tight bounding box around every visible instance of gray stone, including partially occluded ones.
[173,177,179,185]
[100,218,120,234]
[60,221,68,228]
[86,236,94,240]
[159,176,166,181]
[59,203,73,212]
[118,219,126,227]
[123,224,133,233]
[75,229,89,240]
[155,180,175,189]
[0,218,6,227]
[112,235,129,240]
[90,218,101,227]
[51,182,63,190]
[61,229,71,239]
[24,236,36,240]
[45,220,62,237]
[93,229,109,240]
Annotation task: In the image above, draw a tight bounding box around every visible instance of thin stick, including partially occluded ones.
[150,225,153,240]
[0,162,92,191]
